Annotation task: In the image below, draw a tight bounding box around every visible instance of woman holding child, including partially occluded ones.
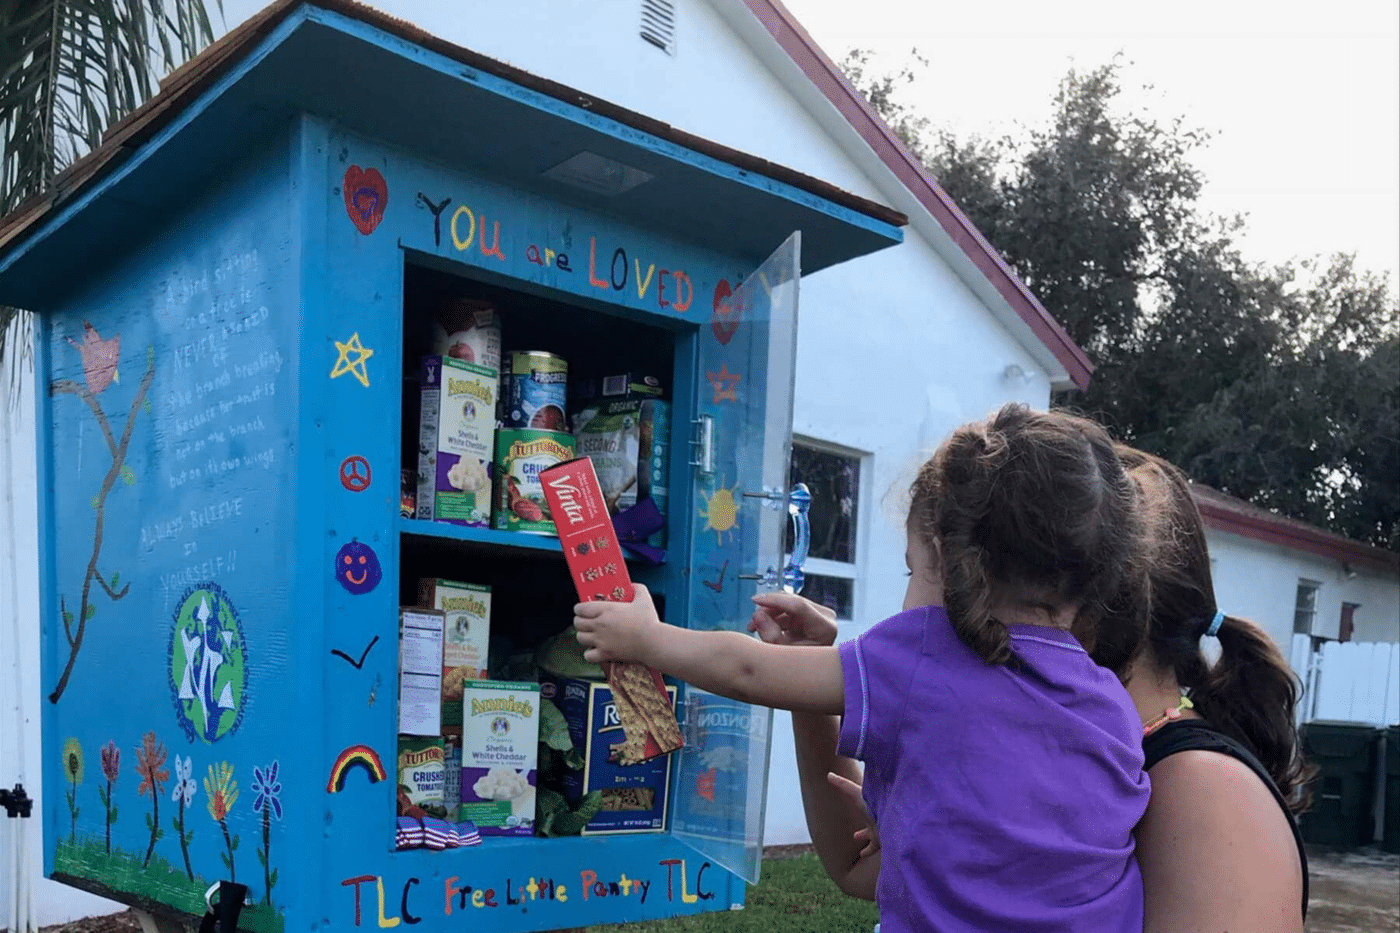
[574,404,1309,932]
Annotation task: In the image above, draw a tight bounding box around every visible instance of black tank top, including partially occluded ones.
[1142,719,1309,919]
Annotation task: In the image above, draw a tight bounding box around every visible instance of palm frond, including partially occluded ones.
[0,0,223,389]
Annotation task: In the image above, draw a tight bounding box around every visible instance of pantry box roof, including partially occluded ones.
[0,0,906,310]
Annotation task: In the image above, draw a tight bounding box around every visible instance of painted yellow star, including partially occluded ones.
[330,332,374,387]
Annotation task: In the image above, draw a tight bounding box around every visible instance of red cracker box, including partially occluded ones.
[541,457,683,761]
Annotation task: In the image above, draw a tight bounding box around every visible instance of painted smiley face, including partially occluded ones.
[335,539,382,595]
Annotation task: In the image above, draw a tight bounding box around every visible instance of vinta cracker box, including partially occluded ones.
[539,457,684,760]
[459,680,540,836]
[418,578,491,735]
[417,355,496,527]
[541,676,675,834]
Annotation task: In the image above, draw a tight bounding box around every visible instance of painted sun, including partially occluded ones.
[699,477,741,546]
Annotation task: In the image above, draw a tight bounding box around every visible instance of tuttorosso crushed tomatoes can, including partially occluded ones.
[492,429,575,535]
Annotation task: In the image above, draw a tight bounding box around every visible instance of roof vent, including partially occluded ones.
[640,0,677,55]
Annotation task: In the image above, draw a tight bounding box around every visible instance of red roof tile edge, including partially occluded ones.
[740,0,1094,390]
[1192,487,1399,575]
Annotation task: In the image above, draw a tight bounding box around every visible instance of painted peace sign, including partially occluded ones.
[339,455,372,492]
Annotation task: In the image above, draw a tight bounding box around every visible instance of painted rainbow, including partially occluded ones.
[326,744,387,793]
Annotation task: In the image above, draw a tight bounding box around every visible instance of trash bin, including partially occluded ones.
[1383,725,1400,854]
[1298,721,1380,848]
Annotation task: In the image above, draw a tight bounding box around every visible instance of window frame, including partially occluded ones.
[788,435,869,624]
[1293,579,1322,636]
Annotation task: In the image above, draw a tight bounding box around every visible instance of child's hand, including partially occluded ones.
[828,771,880,860]
[574,583,664,665]
[749,592,839,647]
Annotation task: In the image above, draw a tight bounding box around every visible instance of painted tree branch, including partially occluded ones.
[48,356,156,704]
[50,380,118,458]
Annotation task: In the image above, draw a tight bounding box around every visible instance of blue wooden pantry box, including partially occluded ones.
[0,2,904,930]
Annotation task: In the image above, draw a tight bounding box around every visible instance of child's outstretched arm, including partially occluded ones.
[573,584,844,715]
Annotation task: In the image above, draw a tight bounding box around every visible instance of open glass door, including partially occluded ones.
[670,233,800,884]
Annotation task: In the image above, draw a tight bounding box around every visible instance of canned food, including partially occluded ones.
[493,429,576,535]
[504,351,568,431]
[430,299,501,373]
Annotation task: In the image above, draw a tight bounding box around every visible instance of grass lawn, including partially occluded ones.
[586,853,878,933]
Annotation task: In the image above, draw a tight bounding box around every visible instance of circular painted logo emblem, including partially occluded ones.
[335,539,383,595]
[491,717,510,737]
[169,583,247,744]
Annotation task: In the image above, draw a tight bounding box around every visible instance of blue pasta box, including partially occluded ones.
[541,676,676,834]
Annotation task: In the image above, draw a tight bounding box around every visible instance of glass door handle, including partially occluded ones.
[783,483,810,594]
[737,484,810,593]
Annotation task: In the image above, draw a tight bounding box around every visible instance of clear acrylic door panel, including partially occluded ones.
[670,233,800,884]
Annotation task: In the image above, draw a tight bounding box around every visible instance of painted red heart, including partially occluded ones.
[710,279,739,346]
[343,166,388,236]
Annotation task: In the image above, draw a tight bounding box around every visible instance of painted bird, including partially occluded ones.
[67,322,120,394]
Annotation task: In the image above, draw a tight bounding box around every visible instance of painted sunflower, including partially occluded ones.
[62,737,84,784]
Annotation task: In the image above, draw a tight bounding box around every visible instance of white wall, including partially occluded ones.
[1208,527,1400,652]
[1,347,125,930]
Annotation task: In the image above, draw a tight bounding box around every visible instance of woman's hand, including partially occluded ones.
[828,771,880,860]
[749,592,839,647]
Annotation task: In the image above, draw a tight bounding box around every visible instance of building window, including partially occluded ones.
[1293,580,1321,635]
[1339,602,1359,643]
[787,440,863,620]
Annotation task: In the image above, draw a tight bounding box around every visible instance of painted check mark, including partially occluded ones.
[331,635,379,670]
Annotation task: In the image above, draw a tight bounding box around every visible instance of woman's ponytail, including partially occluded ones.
[1197,614,1313,809]
[1116,446,1314,808]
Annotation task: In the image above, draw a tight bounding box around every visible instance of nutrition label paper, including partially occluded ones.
[399,608,446,736]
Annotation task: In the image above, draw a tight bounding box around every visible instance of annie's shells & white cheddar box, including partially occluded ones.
[418,578,491,735]
[417,355,496,527]
[459,680,540,836]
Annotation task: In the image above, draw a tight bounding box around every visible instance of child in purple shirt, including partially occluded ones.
[575,404,1152,932]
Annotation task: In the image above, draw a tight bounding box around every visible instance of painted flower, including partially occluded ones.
[171,755,197,807]
[62,737,84,784]
[251,761,283,821]
[134,732,170,798]
[100,741,121,784]
[205,762,239,822]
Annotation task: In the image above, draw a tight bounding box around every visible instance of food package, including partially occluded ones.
[418,579,491,735]
[541,676,675,834]
[571,397,670,548]
[539,456,683,761]
[417,356,496,527]
[459,680,540,836]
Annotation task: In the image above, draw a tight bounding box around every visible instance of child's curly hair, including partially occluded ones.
[909,404,1150,671]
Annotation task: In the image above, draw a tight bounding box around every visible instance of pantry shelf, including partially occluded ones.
[399,517,565,556]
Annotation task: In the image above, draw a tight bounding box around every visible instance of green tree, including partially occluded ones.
[1,0,221,399]
[842,51,1400,549]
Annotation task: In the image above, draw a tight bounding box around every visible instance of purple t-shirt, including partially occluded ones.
[839,606,1148,933]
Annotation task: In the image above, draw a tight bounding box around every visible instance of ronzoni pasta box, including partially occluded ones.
[539,457,683,762]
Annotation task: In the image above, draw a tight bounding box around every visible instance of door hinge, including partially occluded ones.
[688,415,715,475]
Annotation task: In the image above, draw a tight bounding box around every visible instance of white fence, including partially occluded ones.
[1294,634,1400,727]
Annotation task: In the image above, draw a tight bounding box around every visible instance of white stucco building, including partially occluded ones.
[1196,485,1400,650]
[1,0,1395,925]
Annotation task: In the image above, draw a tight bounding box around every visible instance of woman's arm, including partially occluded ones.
[748,592,878,899]
[1138,751,1304,933]
[793,713,879,899]
[574,585,845,715]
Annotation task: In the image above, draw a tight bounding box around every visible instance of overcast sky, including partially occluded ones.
[785,0,1399,286]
